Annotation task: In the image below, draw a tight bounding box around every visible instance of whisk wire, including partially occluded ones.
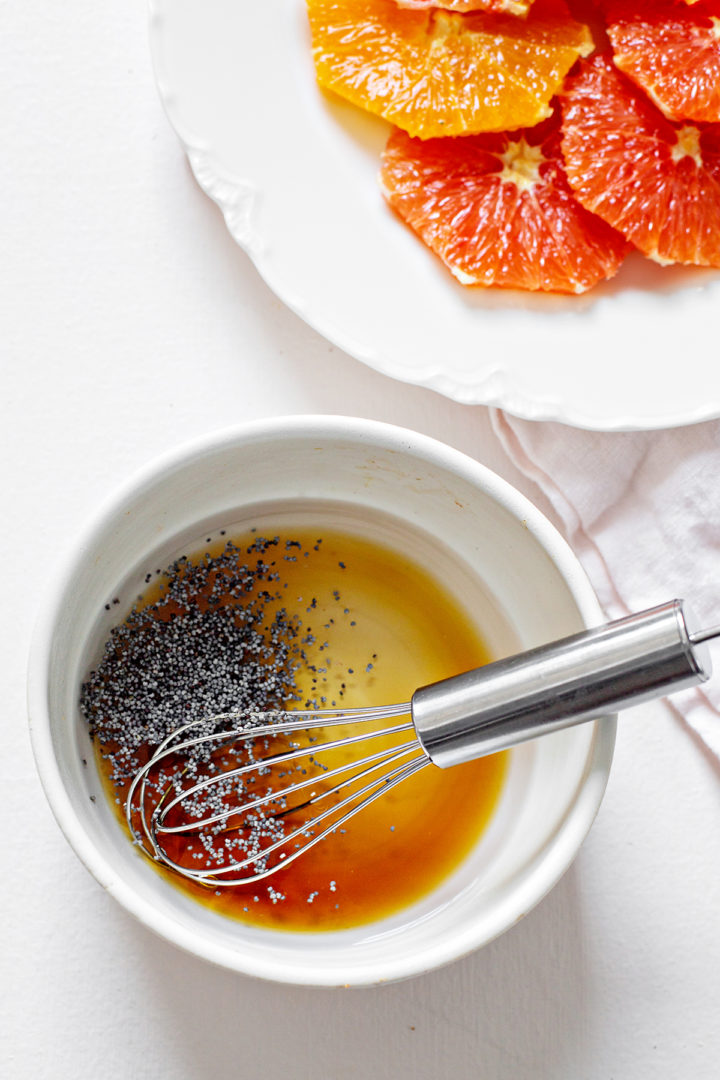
[155,731,419,835]
[126,705,411,842]
[126,704,425,885]
[151,750,429,886]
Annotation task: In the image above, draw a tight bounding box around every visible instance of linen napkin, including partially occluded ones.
[489,410,720,758]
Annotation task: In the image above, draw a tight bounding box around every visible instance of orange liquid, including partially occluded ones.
[95,525,506,931]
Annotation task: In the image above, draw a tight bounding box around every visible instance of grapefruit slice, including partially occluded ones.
[306,0,594,138]
[561,55,720,266]
[605,0,720,123]
[396,0,534,18]
[379,115,629,293]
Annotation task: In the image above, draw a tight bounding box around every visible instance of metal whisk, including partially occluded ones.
[127,599,720,887]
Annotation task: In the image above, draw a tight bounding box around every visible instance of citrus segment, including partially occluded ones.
[396,0,534,18]
[306,0,594,138]
[379,116,629,292]
[605,0,720,123]
[561,55,720,266]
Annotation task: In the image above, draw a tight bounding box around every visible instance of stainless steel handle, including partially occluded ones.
[411,600,713,769]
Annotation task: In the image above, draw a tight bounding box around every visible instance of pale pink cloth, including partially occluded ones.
[490,411,720,757]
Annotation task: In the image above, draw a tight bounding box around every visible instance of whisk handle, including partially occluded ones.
[411,600,712,769]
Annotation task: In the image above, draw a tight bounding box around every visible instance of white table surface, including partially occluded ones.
[4,3,720,1077]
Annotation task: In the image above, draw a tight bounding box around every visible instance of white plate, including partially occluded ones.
[149,0,720,430]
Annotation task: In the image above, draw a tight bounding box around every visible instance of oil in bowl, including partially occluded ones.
[80,512,507,932]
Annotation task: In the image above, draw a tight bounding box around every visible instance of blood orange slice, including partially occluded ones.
[605,0,720,123]
[561,55,720,266]
[379,115,629,293]
[396,0,534,18]
[306,0,594,138]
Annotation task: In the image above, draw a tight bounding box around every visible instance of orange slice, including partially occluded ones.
[396,0,534,19]
[306,0,594,138]
[605,0,720,123]
[561,55,720,266]
[379,115,629,292]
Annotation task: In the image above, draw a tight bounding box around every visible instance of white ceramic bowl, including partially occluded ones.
[28,416,615,986]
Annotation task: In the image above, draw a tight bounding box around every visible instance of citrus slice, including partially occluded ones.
[396,0,534,18]
[379,115,629,292]
[306,0,594,138]
[561,55,720,266]
[605,0,720,123]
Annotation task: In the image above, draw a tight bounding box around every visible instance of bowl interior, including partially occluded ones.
[30,419,614,985]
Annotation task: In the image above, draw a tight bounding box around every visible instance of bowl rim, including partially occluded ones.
[27,414,615,985]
